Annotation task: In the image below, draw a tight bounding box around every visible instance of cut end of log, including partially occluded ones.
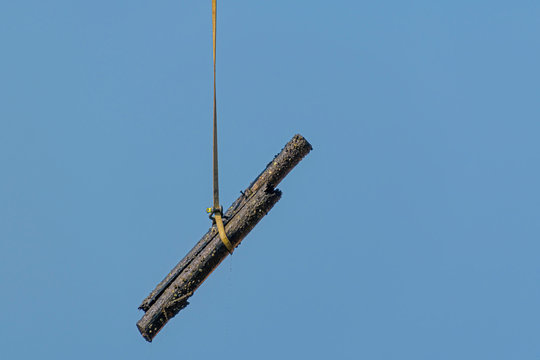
[136,322,152,342]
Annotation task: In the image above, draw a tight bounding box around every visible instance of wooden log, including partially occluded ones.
[136,134,312,341]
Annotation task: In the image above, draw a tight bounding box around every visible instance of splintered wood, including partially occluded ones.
[137,134,312,341]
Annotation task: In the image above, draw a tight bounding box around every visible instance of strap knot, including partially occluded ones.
[206,205,234,254]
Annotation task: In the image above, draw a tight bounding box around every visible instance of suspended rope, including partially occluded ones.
[206,0,234,254]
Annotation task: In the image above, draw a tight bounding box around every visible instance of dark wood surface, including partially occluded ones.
[136,134,312,341]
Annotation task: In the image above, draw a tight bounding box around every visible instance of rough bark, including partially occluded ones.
[136,134,312,341]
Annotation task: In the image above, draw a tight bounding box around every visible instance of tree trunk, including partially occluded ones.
[137,134,312,341]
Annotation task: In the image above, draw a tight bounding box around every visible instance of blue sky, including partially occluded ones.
[1,1,539,359]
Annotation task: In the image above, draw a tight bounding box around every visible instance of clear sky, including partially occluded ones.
[1,1,539,359]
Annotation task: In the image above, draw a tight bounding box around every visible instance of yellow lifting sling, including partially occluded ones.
[206,0,234,254]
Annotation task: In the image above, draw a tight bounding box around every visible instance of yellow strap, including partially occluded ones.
[212,0,218,210]
[215,213,234,253]
[211,0,234,254]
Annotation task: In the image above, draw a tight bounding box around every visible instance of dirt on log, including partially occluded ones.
[137,134,312,342]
